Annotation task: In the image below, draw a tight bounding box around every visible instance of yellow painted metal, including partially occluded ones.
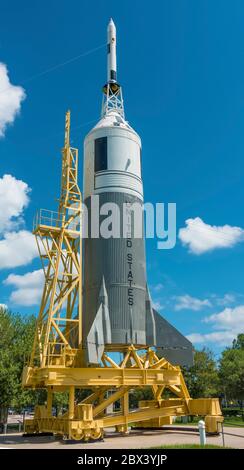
[23,365,182,388]
[46,389,53,418]
[23,344,223,440]
[23,111,223,442]
[121,391,129,433]
[135,415,173,428]
[68,386,75,420]
[29,111,82,371]
[187,398,222,416]
[205,415,224,433]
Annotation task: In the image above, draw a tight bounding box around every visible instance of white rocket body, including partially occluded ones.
[82,19,193,366]
[84,114,142,201]
[83,110,148,355]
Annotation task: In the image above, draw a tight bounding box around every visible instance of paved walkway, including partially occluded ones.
[0,426,244,449]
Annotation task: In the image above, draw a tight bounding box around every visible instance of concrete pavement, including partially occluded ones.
[0,426,244,449]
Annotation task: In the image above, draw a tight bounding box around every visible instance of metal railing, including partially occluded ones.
[33,208,80,233]
[33,209,62,231]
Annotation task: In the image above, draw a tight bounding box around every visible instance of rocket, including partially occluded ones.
[83,19,193,366]
[107,18,117,83]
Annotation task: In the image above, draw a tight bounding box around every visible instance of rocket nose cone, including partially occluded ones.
[108,18,116,31]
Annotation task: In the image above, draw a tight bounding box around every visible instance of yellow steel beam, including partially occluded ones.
[179,369,190,399]
[102,403,188,427]
[81,388,110,405]
[102,353,120,369]
[23,365,181,388]
[93,387,129,417]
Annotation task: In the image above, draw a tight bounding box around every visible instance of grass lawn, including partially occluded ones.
[173,416,244,428]
[221,418,244,427]
[150,444,231,449]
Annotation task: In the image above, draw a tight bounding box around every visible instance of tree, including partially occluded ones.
[232,333,244,350]
[52,392,69,416]
[183,348,219,398]
[218,334,244,403]
[0,307,20,408]
[129,387,153,409]
[0,351,19,407]
[0,307,40,413]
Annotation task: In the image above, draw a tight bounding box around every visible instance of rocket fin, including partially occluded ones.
[145,284,193,366]
[99,276,112,344]
[86,303,104,364]
[153,309,193,367]
[86,277,111,364]
[145,285,156,346]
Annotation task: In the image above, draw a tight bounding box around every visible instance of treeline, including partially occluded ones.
[0,307,244,412]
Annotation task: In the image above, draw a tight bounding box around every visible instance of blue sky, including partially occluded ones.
[1,0,244,357]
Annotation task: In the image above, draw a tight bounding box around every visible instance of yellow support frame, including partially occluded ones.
[29,111,82,370]
[23,345,223,440]
[23,112,223,442]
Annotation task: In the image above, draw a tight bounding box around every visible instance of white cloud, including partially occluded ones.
[203,305,244,330]
[187,305,244,346]
[0,303,7,310]
[4,269,44,306]
[0,175,38,269]
[215,294,236,307]
[0,63,25,137]
[0,230,38,269]
[187,331,236,346]
[0,174,30,233]
[174,294,212,311]
[179,217,244,254]
[152,301,164,311]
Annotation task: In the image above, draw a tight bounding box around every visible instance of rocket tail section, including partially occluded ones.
[152,309,193,367]
[145,285,193,367]
[86,280,193,366]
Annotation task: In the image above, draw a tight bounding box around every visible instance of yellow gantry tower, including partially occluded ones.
[22,112,223,441]
[29,111,82,370]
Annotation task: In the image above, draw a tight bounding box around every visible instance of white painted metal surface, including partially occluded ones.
[83,112,143,200]
[198,420,206,446]
[107,18,117,83]
[95,172,143,198]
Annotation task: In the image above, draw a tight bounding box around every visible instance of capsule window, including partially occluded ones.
[95,137,107,172]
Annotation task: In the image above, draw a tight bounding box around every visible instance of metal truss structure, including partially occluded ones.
[102,82,124,118]
[22,111,223,442]
[30,111,82,370]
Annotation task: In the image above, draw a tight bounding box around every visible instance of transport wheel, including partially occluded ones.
[90,428,103,440]
[70,430,85,441]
